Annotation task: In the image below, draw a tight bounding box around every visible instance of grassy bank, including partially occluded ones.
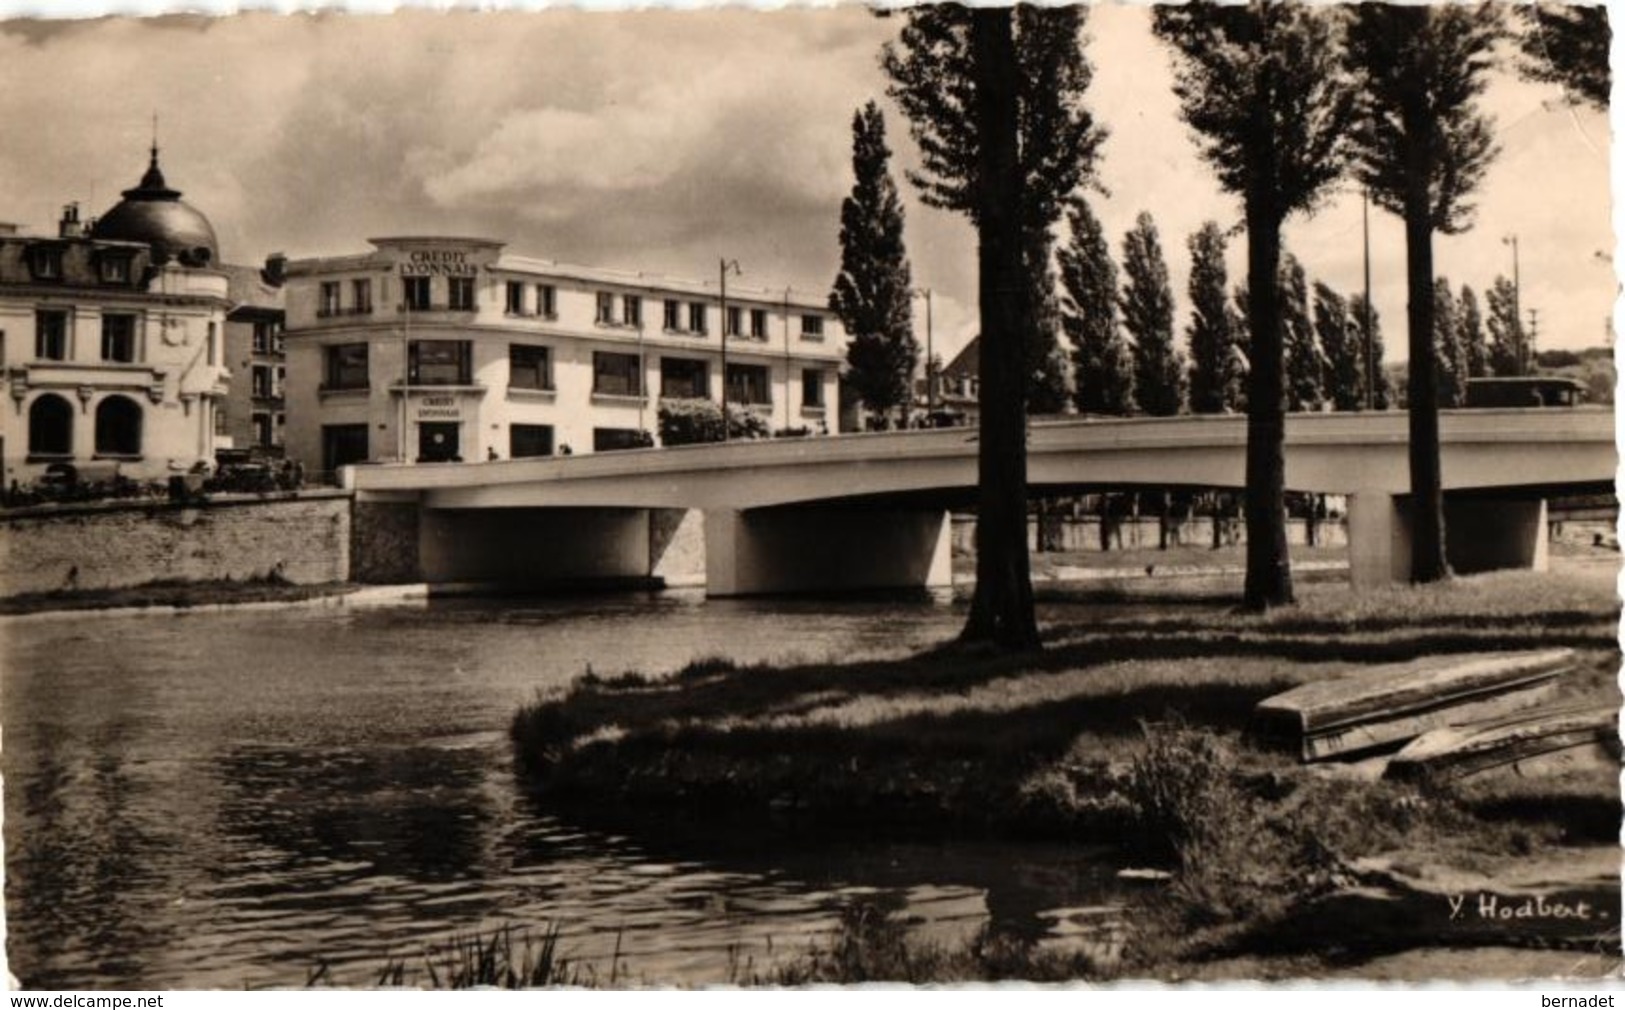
[510,565,1620,975]
[0,576,359,616]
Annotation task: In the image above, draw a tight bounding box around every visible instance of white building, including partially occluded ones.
[0,150,231,486]
[280,236,848,475]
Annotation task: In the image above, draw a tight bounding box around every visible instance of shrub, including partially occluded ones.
[657,398,769,446]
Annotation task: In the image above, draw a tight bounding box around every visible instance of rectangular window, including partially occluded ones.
[505,281,526,315]
[409,340,472,385]
[207,322,218,366]
[403,276,432,311]
[727,363,771,405]
[593,427,649,453]
[688,302,707,334]
[750,308,768,340]
[35,310,68,360]
[510,423,555,459]
[448,276,476,311]
[596,291,615,325]
[509,344,553,391]
[29,245,63,281]
[272,324,285,355]
[801,314,825,339]
[802,368,825,408]
[592,351,642,397]
[252,321,271,354]
[324,342,369,390]
[623,295,642,328]
[99,254,131,284]
[101,314,136,363]
[253,412,274,448]
[663,299,681,332]
[275,366,286,397]
[726,305,742,337]
[252,365,273,398]
[352,278,373,314]
[537,284,557,318]
[322,423,369,474]
[660,357,709,400]
[320,281,341,316]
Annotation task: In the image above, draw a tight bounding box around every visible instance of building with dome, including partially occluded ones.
[0,148,234,486]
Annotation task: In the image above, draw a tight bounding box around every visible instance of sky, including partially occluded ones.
[0,4,1614,365]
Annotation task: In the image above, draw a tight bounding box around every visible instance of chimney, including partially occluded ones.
[58,202,82,238]
[262,252,287,287]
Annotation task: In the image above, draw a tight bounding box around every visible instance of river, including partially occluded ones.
[2,592,1133,989]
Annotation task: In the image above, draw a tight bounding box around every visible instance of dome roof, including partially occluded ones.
[90,148,218,267]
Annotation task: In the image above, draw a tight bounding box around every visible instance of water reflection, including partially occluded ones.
[5,596,1127,988]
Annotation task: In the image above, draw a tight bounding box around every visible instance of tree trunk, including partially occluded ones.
[1242,199,1295,610]
[960,8,1040,651]
[1403,130,1451,583]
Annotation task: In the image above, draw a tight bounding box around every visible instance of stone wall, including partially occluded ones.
[0,491,350,597]
[351,499,422,584]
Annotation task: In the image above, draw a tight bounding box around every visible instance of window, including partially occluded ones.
[727,363,771,405]
[101,314,136,363]
[660,357,709,399]
[27,394,72,457]
[592,351,642,397]
[595,291,615,324]
[409,340,472,385]
[28,245,63,281]
[253,413,273,448]
[98,254,132,284]
[593,427,650,453]
[324,343,369,390]
[403,276,432,311]
[750,308,768,340]
[35,310,68,361]
[726,305,742,337]
[253,365,273,398]
[689,303,709,334]
[623,295,642,328]
[272,325,286,355]
[215,404,229,436]
[448,276,476,311]
[510,424,555,459]
[252,321,272,354]
[663,299,681,332]
[801,314,825,339]
[322,423,369,474]
[207,322,218,366]
[352,278,373,314]
[319,281,341,316]
[94,395,143,458]
[509,344,553,391]
[505,281,527,315]
[537,284,557,318]
[802,368,825,409]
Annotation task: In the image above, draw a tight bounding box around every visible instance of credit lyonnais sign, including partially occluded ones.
[414,394,462,420]
[400,249,477,277]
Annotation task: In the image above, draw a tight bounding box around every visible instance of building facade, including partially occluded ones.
[281,236,849,476]
[221,264,287,455]
[0,151,231,485]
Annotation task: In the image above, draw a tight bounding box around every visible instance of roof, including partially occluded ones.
[89,147,218,268]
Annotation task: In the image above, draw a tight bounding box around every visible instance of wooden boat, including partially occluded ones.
[1384,699,1619,784]
[1252,648,1575,762]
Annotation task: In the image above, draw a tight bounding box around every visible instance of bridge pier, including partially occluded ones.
[1345,491,1549,589]
[705,506,953,597]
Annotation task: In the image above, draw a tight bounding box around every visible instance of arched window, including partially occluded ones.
[27,394,72,457]
[94,395,143,458]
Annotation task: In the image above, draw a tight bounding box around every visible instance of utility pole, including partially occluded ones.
[1526,307,1540,371]
[914,287,935,414]
[1503,234,1521,375]
[719,259,741,441]
[1362,189,1374,410]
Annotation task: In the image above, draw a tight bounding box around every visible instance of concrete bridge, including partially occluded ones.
[344,409,1615,595]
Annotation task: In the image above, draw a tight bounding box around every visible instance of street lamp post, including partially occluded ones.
[1362,189,1374,410]
[914,287,934,414]
[719,258,741,442]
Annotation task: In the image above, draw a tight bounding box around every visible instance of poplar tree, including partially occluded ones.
[1519,3,1610,110]
[1186,221,1244,413]
[1155,1,1355,609]
[1458,283,1489,379]
[1486,275,1526,376]
[1433,278,1467,407]
[1346,2,1502,584]
[1058,197,1135,415]
[831,101,918,428]
[1348,293,1392,409]
[884,4,1106,650]
[1280,254,1324,412]
[1314,281,1363,412]
[1120,211,1185,416]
